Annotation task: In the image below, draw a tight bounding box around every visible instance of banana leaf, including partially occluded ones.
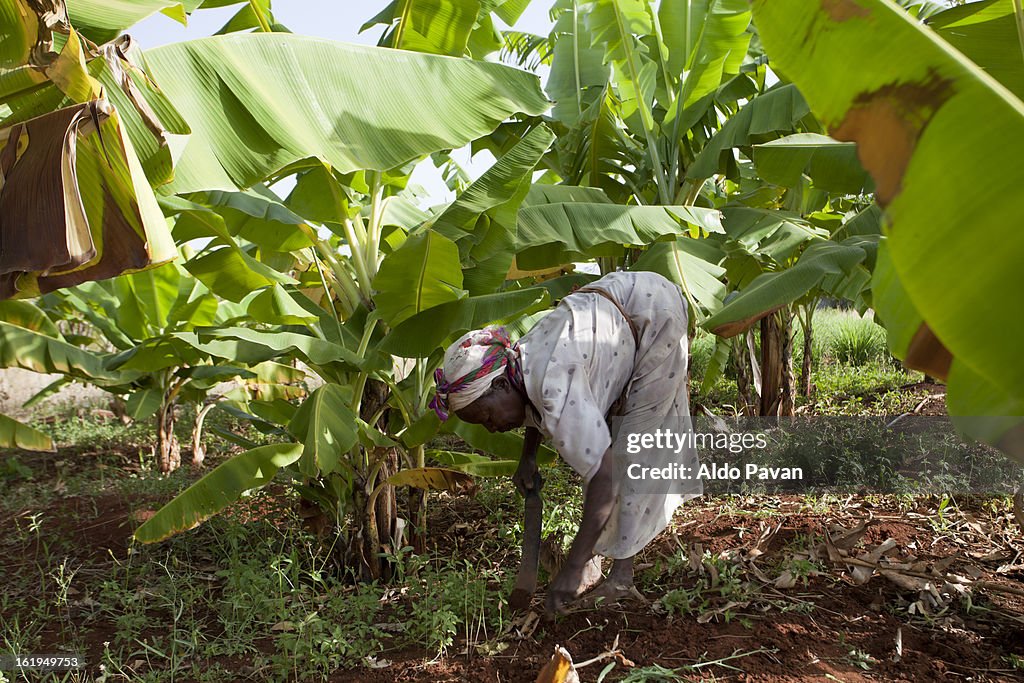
[141,34,550,193]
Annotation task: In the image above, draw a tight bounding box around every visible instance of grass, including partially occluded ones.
[0,435,523,681]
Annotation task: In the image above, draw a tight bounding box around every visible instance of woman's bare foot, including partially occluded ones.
[545,557,644,614]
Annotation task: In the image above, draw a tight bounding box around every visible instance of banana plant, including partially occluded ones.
[33,253,306,473]
[748,0,1024,462]
[0,298,142,450]
[0,299,113,452]
[500,0,834,333]
[698,118,879,404]
[538,0,755,206]
[119,0,558,575]
[134,125,561,579]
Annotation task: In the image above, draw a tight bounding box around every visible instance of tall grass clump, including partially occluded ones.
[831,317,887,365]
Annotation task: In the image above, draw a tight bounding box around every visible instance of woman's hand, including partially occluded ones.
[513,458,541,497]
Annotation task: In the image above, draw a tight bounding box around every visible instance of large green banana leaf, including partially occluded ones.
[393,0,481,56]
[445,417,559,463]
[168,192,310,303]
[287,384,359,479]
[516,201,724,270]
[0,321,134,385]
[0,300,61,337]
[362,0,528,58]
[926,0,1024,101]
[0,0,37,68]
[427,451,520,477]
[687,83,810,181]
[134,442,303,543]
[431,125,555,295]
[632,236,727,320]
[586,0,658,136]
[750,0,1024,459]
[246,285,320,326]
[190,188,313,253]
[547,0,609,125]
[702,239,871,337]
[379,287,550,358]
[372,232,466,328]
[752,133,872,194]
[141,34,550,193]
[720,207,828,250]
[672,0,753,109]
[185,327,389,380]
[184,247,297,303]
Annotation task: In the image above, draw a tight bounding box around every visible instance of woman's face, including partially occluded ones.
[454,377,527,432]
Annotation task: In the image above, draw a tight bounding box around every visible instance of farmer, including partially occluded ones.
[430,271,702,615]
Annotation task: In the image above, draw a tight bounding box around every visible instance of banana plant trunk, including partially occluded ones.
[356,446,399,581]
[353,378,401,581]
[759,310,796,417]
[407,445,427,555]
[156,400,180,474]
[734,335,754,416]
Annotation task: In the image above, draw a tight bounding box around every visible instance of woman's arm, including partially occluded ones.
[512,426,542,497]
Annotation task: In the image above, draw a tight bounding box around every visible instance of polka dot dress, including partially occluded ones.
[518,271,702,559]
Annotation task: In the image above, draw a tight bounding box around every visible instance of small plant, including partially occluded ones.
[782,556,822,588]
[657,551,754,623]
[661,585,706,616]
[405,558,495,659]
[845,647,877,671]
[0,455,32,482]
[930,494,956,532]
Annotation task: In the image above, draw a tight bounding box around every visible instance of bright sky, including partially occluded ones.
[130,1,557,208]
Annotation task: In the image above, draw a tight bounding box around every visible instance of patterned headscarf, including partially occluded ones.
[430,327,523,421]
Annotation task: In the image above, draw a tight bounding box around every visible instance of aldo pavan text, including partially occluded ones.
[626,462,804,482]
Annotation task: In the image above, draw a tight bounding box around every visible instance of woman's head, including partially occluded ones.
[454,375,527,432]
[430,327,528,431]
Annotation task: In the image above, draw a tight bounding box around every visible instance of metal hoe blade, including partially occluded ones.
[509,485,542,610]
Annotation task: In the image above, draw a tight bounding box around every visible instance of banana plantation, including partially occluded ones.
[1,0,1022,681]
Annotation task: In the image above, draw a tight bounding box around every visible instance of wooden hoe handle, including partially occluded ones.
[509,474,543,610]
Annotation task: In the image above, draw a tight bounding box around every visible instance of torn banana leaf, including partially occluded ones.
[0,99,176,300]
[0,12,189,189]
